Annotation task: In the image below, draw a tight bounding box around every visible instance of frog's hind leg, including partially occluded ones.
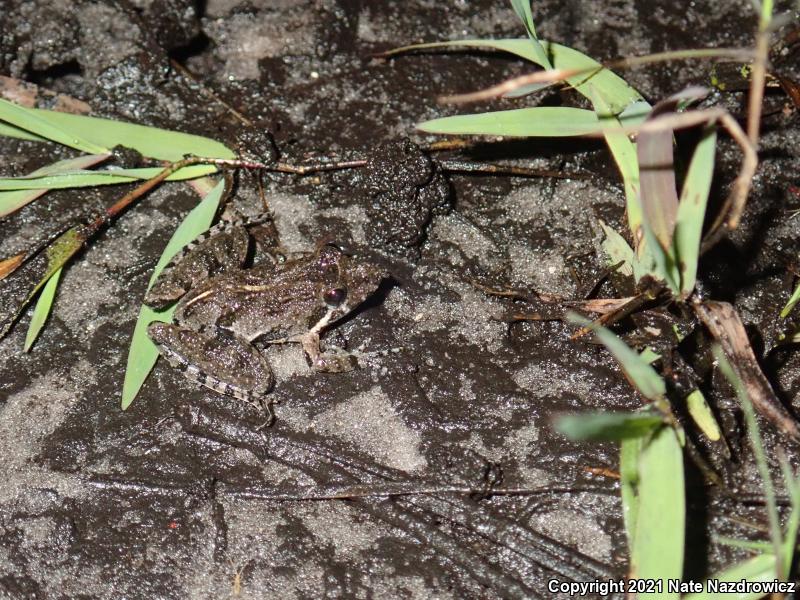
[144,222,251,309]
[148,322,275,418]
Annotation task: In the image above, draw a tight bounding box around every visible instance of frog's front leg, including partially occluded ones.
[148,322,275,404]
[299,331,359,373]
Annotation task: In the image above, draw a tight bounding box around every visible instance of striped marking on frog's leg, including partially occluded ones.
[148,322,274,412]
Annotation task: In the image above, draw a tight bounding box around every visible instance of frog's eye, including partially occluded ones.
[323,287,347,307]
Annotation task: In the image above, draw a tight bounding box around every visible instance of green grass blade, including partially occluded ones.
[673,126,717,297]
[620,437,643,550]
[387,39,548,65]
[0,100,235,161]
[714,345,784,577]
[508,0,551,67]
[780,281,800,318]
[23,266,62,352]
[121,178,226,410]
[556,412,663,441]
[568,313,667,402]
[0,121,48,142]
[387,38,644,115]
[629,426,685,596]
[683,553,777,600]
[639,217,681,293]
[779,460,799,575]
[599,219,635,277]
[24,108,235,161]
[546,42,643,113]
[0,165,219,192]
[588,87,643,237]
[0,98,109,154]
[418,106,602,137]
[686,389,722,442]
[0,153,110,217]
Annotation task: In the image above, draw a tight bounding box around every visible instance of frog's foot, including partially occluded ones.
[350,343,404,368]
[299,332,402,373]
[148,322,275,404]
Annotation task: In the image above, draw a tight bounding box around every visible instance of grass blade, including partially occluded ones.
[556,412,663,441]
[386,39,643,114]
[0,121,48,142]
[637,120,679,252]
[0,165,220,192]
[780,281,800,318]
[714,345,785,578]
[598,220,635,278]
[567,313,667,403]
[0,226,88,340]
[629,426,685,596]
[23,266,62,352]
[418,106,602,137]
[0,154,110,217]
[0,98,108,154]
[23,107,235,161]
[0,100,235,161]
[588,87,643,238]
[508,0,550,67]
[686,389,722,442]
[673,125,717,297]
[620,437,643,549]
[121,178,226,410]
[683,553,777,600]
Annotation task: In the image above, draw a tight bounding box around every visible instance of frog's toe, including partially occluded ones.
[148,322,275,401]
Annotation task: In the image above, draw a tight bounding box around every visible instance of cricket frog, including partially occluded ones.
[144,222,386,422]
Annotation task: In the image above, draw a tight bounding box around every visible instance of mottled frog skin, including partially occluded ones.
[144,222,386,417]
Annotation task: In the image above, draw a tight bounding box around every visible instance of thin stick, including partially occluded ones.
[439,159,590,179]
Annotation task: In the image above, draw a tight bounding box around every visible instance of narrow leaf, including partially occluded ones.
[588,87,643,238]
[418,107,601,137]
[121,178,226,410]
[686,389,722,442]
[508,0,550,67]
[0,100,235,161]
[714,345,785,575]
[568,313,667,402]
[599,219,635,278]
[21,107,236,161]
[629,426,685,596]
[0,98,108,154]
[673,126,717,296]
[388,39,643,114]
[0,121,47,142]
[556,412,663,441]
[780,280,800,318]
[23,266,62,352]
[0,164,219,192]
[0,153,110,217]
[620,437,643,549]
[637,120,679,251]
[0,225,87,340]
[683,553,777,600]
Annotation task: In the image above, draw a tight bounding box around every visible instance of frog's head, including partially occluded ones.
[315,243,386,322]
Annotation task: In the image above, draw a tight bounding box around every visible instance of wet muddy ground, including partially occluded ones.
[1,0,799,598]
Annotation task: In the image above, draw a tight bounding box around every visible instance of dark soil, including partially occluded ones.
[0,1,799,598]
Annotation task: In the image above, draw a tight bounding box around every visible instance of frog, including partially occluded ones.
[144,220,387,424]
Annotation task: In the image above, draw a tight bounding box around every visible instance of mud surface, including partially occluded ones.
[1,1,799,598]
